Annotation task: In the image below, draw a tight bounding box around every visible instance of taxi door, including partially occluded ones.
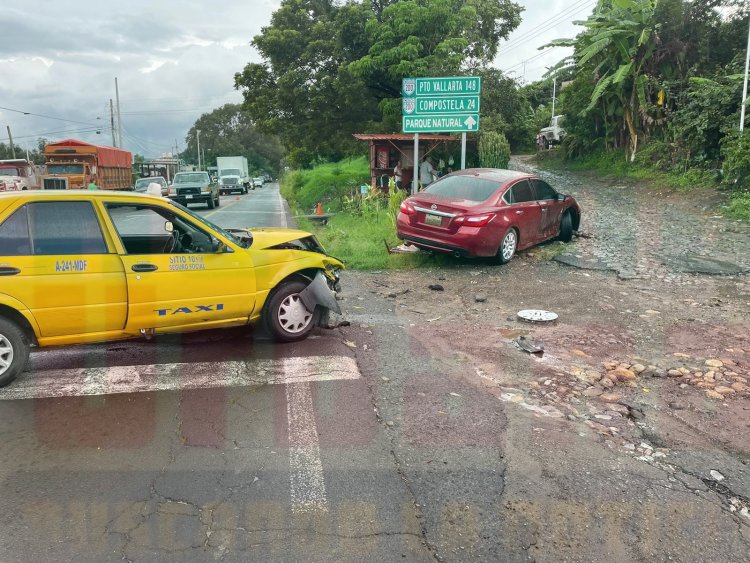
[103,202,255,331]
[0,200,127,337]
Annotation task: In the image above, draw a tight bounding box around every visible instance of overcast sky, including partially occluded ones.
[0,0,588,158]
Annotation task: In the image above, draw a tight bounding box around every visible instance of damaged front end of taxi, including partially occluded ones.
[245,228,345,320]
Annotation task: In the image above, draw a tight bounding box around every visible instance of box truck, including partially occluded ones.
[216,156,250,194]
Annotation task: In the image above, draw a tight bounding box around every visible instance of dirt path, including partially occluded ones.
[335,158,750,560]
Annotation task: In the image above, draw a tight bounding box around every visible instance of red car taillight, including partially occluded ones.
[454,214,494,227]
[399,201,416,215]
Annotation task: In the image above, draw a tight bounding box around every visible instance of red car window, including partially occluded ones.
[508,180,534,203]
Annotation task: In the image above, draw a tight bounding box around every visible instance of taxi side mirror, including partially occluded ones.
[213,238,233,253]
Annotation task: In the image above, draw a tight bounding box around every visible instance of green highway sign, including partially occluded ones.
[402,76,482,133]
[403,114,480,133]
[402,77,481,97]
[402,95,480,115]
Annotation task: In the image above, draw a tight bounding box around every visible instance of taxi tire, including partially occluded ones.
[264,280,320,343]
[0,318,29,388]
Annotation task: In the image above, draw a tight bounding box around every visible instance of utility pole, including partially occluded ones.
[6,126,15,159]
[175,139,180,173]
[741,15,750,132]
[551,77,557,117]
[196,129,201,171]
[109,99,117,147]
[115,77,124,148]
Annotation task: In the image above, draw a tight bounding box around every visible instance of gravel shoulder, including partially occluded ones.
[333,158,750,561]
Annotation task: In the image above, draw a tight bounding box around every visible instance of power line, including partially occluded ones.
[502,47,559,74]
[499,0,595,54]
[0,105,102,128]
[0,126,110,143]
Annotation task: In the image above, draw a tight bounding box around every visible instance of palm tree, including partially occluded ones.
[550,0,661,161]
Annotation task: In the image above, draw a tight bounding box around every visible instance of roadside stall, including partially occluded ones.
[353,133,461,193]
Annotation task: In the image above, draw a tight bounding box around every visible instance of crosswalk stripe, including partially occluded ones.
[0,356,361,401]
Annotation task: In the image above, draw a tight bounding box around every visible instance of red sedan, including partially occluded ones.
[396,168,581,263]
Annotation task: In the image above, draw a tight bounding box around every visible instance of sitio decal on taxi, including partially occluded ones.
[168,255,206,271]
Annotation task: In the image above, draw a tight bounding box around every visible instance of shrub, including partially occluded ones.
[280,157,371,211]
[478,131,511,169]
[721,130,750,190]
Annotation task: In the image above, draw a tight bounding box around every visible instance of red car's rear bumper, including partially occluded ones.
[396,213,494,257]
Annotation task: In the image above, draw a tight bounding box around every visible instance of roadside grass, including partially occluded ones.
[297,212,454,270]
[281,157,370,212]
[536,149,717,191]
[726,193,750,220]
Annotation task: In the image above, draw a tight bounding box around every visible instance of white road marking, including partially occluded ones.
[285,374,328,513]
[277,188,289,228]
[0,356,360,401]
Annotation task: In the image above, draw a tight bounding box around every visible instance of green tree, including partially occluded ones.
[183,104,283,174]
[549,0,664,161]
[235,0,523,166]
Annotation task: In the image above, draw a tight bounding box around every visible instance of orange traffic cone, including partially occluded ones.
[316,202,323,216]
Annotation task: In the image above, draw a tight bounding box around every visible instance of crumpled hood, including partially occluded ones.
[250,228,316,250]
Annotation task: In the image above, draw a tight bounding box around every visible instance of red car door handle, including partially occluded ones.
[516,210,524,215]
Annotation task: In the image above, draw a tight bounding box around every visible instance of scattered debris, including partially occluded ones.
[344,340,357,348]
[710,470,725,482]
[389,242,422,254]
[514,336,544,356]
[427,316,442,322]
[428,284,444,291]
[474,294,487,303]
[517,309,558,324]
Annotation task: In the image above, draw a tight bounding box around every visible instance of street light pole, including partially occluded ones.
[196,129,201,170]
[552,77,557,118]
[740,15,750,132]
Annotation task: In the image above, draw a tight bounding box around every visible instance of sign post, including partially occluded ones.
[402,76,481,176]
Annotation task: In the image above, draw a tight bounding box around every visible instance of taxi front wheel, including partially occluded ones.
[264,280,320,342]
[0,318,29,387]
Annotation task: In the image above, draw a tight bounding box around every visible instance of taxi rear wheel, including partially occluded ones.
[0,318,29,387]
[264,280,320,342]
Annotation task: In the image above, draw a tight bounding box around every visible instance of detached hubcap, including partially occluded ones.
[502,231,517,261]
[278,294,313,334]
[0,334,14,376]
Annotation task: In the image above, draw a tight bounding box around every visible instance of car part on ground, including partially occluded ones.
[517,310,558,323]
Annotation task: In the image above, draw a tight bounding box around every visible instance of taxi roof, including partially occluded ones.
[0,190,165,202]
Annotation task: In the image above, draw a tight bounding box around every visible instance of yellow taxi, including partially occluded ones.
[0,191,344,386]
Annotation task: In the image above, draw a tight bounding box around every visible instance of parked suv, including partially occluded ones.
[168,171,220,209]
[0,190,344,387]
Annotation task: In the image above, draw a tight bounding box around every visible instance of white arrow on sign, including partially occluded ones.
[464,116,477,130]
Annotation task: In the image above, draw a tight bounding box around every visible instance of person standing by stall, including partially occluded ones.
[419,157,435,189]
[393,161,404,190]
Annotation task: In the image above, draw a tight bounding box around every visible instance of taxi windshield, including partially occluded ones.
[168,200,249,248]
[173,173,206,184]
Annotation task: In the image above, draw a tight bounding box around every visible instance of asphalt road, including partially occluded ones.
[4,181,746,561]
[0,184,443,562]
